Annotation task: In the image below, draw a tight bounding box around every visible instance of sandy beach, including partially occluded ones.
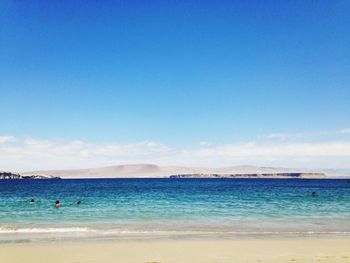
[1,238,350,263]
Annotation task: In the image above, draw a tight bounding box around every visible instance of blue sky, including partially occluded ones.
[1,1,350,170]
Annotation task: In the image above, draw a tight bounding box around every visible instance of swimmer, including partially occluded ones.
[55,200,61,208]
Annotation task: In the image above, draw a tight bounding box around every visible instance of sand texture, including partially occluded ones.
[1,238,350,263]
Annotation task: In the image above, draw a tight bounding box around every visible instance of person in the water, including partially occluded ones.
[312,192,317,197]
[55,200,61,208]
[30,199,35,204]
[76,200,81,205]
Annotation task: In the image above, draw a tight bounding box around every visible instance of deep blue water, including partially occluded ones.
[0,178,350,241]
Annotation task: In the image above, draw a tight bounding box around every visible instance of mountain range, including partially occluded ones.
[18,164,350,178]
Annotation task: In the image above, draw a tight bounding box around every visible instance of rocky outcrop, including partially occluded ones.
[21,174,61,179]
[0,172,22,179]
[0,172,60,180]
[170,173,326,179]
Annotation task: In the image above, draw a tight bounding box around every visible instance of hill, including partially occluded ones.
[22,164,331,179]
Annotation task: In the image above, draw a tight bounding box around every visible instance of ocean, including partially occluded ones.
[0,178,349,243]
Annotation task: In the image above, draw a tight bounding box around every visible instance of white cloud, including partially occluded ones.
[1,135,350,172]
[0,136,16,144]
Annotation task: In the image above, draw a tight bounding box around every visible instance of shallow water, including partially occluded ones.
[0,178,349,242]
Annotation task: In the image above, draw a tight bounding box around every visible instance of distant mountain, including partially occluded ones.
[320,168,350,178]
[21,164,345,179]
[170,172,326,179]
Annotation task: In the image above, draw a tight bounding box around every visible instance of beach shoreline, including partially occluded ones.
[0,237,349,263]
[1,178,349,262]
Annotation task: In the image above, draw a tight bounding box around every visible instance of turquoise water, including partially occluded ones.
[0,178,350,242]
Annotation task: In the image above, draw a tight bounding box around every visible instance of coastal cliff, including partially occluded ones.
[170,173,326,179]
[0,172,60,180]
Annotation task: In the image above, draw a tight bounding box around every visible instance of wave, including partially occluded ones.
[1,226,350,236]
[0,226,93,234]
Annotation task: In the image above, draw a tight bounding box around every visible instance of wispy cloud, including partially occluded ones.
[199,141,212,146]
[1,134,350,172]
[262,132,303,140]
[262,128,350,140]
[339,128,350,134]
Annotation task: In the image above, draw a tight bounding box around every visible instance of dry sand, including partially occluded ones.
[1,238,350,263]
